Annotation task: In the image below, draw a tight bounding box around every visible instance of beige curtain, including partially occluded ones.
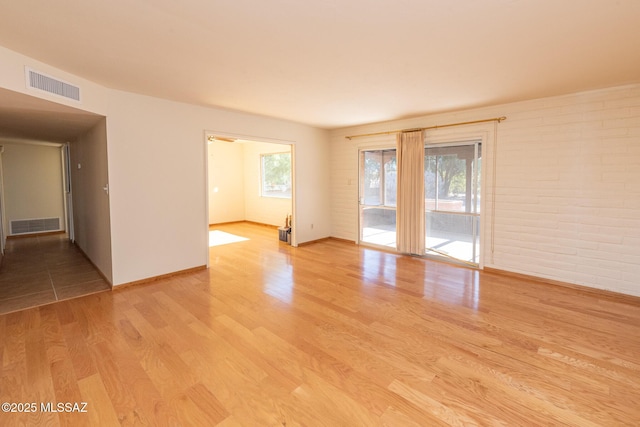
[396,130,425,254]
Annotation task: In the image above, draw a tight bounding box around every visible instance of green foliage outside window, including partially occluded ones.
[262,152,291,198]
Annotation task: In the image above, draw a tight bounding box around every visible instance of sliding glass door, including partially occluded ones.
[359,149,397,248]
[424,142,481,265]
[357,142,482,264]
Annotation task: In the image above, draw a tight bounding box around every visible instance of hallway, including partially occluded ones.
[0,233,110,314]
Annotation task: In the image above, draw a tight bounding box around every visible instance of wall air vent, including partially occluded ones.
[10,218,61,235]
[25,67,81,102]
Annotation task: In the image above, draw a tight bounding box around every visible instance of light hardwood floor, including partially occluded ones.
[0,233,111,315]
[1,222,639,426]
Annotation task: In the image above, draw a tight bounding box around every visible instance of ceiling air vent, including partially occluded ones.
[25,67,81,102]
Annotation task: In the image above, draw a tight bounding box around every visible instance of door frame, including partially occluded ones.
[62,143,74,241]
[424,139,482,266]
[203,131,296,267]
[357,147,398,250]
[425,131,489,269]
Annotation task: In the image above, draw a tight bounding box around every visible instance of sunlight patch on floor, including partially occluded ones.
[209,230,249,247]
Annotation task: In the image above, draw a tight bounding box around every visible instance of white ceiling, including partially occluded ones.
[0,0,639,130]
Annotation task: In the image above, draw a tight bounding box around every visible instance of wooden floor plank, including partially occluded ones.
[77,373,121,426]
[1,222,639,425]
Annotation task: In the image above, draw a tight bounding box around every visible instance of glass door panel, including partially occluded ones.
[424,142,481,264]
[360,149,397,248]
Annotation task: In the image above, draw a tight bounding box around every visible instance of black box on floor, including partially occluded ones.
[278,227,291,243]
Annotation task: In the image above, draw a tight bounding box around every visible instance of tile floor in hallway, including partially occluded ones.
[0,233,110,315]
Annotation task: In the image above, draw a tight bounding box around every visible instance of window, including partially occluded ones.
[261,152,291,198]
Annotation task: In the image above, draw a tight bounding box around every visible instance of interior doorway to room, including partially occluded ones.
[206,134,294,252]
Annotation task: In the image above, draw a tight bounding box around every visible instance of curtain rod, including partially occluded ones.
[345,116,507,140]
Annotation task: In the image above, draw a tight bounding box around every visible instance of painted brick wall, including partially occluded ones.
[329,84,640,297]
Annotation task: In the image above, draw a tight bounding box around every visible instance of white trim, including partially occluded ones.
[203,130,210,267]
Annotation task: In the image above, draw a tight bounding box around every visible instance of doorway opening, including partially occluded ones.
[359,148,397,248]
[0,140,110,314]
[205,133,295,261]
[424,141,482,265]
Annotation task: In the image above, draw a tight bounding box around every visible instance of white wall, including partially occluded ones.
[1,142,65,234]
[243,141,292,227]
[330,84,640,297]
[208,141,245,224]
[70,118,112,283]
